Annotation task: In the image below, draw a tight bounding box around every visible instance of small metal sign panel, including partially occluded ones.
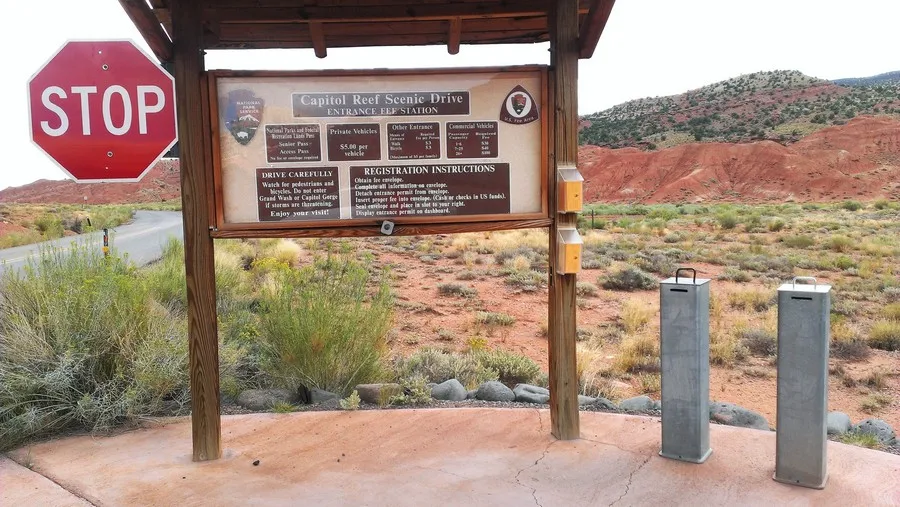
[211,67,547,230]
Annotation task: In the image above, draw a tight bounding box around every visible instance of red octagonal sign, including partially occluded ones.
[28,40,177,182]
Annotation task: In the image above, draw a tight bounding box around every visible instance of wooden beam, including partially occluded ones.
[579,0,615,59]
[118,0,173,62]
[157,2,588,24]
[447,17,461,54]
[171,0,222,462]
[548,0,581,441]
[211,219,552,239]
[308,22,327,58]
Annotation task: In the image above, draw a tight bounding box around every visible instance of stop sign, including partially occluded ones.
[28,40,177,182]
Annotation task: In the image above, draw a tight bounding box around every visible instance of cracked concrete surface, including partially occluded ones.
[4,409,900,506]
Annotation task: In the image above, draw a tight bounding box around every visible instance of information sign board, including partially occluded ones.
[210,67,547,230]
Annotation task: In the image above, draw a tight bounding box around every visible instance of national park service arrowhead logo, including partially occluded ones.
[499,85,539,125]
[224,89,264,145]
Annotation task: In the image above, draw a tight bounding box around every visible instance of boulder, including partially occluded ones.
[236,389,298,411]
[431,379,467,401]
[826,411,852,435]
[709,401,770,431]
[354,383,401,405]
[578,395,597,406]
[853,419,896,445]
[619,395,654,412]
[310,388,339,404]
[513,384,550,404]
[466,389,478,400]
[476,381,516,402]
[651,400,662,411]
[591,397,618,411]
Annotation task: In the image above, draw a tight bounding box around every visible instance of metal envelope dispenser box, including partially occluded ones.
[556,228,582,274]
[775,278,831,489]
[557,165,584,213]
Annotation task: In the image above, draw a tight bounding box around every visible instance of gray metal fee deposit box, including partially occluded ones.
[775,278,831,489]
[659,268,712,464]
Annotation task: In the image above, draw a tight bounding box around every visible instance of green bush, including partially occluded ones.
[474,350,542,387]
[389,376,433,406]
[396,348,498,389]
[841,200,863,212]
[782,235,815,249]
[34,214,64,239]
[258,254,393,394]
[767,218,786,232]
[716,212,739,230]
[600,267,657,291]
[475,312,516,327]
[437,283,477,298]
[0,244,190,450]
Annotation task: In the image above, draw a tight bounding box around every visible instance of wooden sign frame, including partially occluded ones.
[206,66,550,238]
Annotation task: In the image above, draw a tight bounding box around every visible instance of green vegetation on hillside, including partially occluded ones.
[579,70,900,149]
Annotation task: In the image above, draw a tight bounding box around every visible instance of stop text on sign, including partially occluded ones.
[39,85,167,137]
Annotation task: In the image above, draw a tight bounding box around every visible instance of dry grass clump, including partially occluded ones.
[621,300,654,334]
[739,328,777,356]
[727,289,773,312]
[614,334,660,373]
[860,393,892,414]
[709,331,749,366]
[830,318,871,360]
[437,283,477,298]
[868,320,900,351]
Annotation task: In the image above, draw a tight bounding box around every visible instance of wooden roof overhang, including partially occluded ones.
[119,0,615,62]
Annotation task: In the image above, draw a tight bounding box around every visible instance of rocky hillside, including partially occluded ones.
[580,116,900,203]
[579,70,900,149]
[0,159,181,204]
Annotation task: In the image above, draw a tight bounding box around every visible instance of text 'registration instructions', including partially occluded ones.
[350,163,510,218]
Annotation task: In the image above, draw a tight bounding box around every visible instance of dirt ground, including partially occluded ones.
[336,235,900,433]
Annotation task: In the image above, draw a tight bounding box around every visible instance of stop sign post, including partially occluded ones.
[28,40,177,182]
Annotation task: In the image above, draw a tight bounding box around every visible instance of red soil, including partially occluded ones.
[580,116,900,203]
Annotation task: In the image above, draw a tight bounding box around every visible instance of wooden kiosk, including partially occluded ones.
[119,0,615,461]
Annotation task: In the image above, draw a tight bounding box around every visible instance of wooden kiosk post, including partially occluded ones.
[122,0,615,461]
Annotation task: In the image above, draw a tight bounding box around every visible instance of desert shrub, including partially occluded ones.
[860,393,892,414]
[709,332,749,366]
[873,199,891,210]
[834,255,857,270]
[437,283,477,298]
[475,311,516,327]
[638,373,661,394]
[635,251,676,276]
[615,334,660,373]
[576,281,599,297]
[34,214,64,239]
[716,212,739,230]
[739,329,777,356]
[397,348,497,389]
[767,218,786,232]
[782,235,815,249]
[827,235,853,253]
[882,302,900,321]
[841,200,863,212]
[389,376,432,406]
[89,207,134,230]
[600,267,657,291]
[258,255,392,394]
[884,287,900,303]
[456,270,477,281]
[719,267,751,283]
[474,350,542,386]
[504,270,546,291]
[868,320,900,351]
[582,256,612,270]
[340,390,361,410]
[144,238,187,309]
[727,289,773,312]
[0,245,191,450]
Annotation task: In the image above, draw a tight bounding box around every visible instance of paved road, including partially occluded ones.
[0,211,183,273]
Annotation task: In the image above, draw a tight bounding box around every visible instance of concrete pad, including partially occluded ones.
[6,409,900,506]
[0,456,90,507]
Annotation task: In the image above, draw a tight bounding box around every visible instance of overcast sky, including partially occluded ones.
[3,0,898,190]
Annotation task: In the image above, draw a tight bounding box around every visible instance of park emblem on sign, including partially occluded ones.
[225,89,264,145]
[499,85,539,125]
